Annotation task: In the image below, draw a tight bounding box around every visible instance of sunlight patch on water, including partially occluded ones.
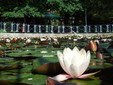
[41,51,48,53]
[42,55,54,57]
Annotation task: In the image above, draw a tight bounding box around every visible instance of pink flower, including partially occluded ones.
[89,40,97,52]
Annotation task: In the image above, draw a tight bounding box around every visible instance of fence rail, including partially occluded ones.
[0,22,113,33]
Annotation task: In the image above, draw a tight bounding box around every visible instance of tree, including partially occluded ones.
[81,0,113,24]
[46,0,83,25]
[0,0,83,24]
[0,0,45,23]
[46,0,83,15]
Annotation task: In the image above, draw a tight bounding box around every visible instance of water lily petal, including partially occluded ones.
[70,50,91,78]
[79,48,86,63]
[72,46,80,59]
[46,77,76,85]
[71,50,80,66]
[78,71,100,79]
[63,59,72,75]
[79,51,91,75]
[86,51,91,65]
[63,48,74,74]
[76,60,90,77]
[71,49,87,67]
[69,64,81,78]
[73,46,79,53]
[57,51,67,73]
[63,48,73,63]
[63,48,74,62]
[63,48,71,55]
[81,48,86,57]
[76,51,91,77]
[53,74,71,82]
[81,50,90,72]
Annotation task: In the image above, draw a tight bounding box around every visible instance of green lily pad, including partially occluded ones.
[99,42,110,49]
[67,76,101,85]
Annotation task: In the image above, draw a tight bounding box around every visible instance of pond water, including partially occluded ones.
[0,37,113,85]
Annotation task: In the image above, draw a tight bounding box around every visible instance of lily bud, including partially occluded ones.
[96,51,104,60]
[89,40,97,52]
[73,41,76,46]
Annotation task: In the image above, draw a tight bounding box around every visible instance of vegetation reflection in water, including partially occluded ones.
[0,36,113,85]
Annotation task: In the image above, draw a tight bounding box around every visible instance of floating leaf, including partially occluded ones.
[46,77,60,85]
[67,76,101,85]
[32,62,65,75]
[0,80,31,85]
[0,64,23,71]
[46,77,76,85]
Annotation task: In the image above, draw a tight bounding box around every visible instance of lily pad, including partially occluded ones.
[32,62,65,75]
[67,76,101,85]
[0,80,30,85]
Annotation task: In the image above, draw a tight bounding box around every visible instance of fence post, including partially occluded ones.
[0,22,1,30]
[22,23,25,32]
[39,25,41,33]
[27,24,30,32]
[62,25,65,33]
[100,25,102,33]
[34,25,36,33]
[11,22,14,32]
[112,24,113,32]
[84,25,87,33]
[3,22,6,32]
[51,25,53,33]
[0,22,1,33]
[106,24,109,32]
[58,26,60,33]
[16,23,19,32]
[88,25,91,33]
[76,26,79,33]
[70,26,73,33]
[95,25,97,32]
[46,25,48,33]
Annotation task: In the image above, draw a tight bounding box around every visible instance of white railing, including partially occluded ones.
[0,22,113,33]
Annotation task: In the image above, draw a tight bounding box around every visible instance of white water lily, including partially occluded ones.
[53,46,99,81]
[40,37,46,41]
[6,39,10,43]
[73,38,78,41]
[26,39,31,43]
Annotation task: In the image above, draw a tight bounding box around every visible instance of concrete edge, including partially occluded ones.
[0,33,113,38]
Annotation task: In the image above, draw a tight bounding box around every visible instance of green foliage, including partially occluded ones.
[82,0,113,24]
[1,0,113,24]
[67,76,101,85]
[47,0,83,15]
[2,5,44,18]
[0,0,83,18]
